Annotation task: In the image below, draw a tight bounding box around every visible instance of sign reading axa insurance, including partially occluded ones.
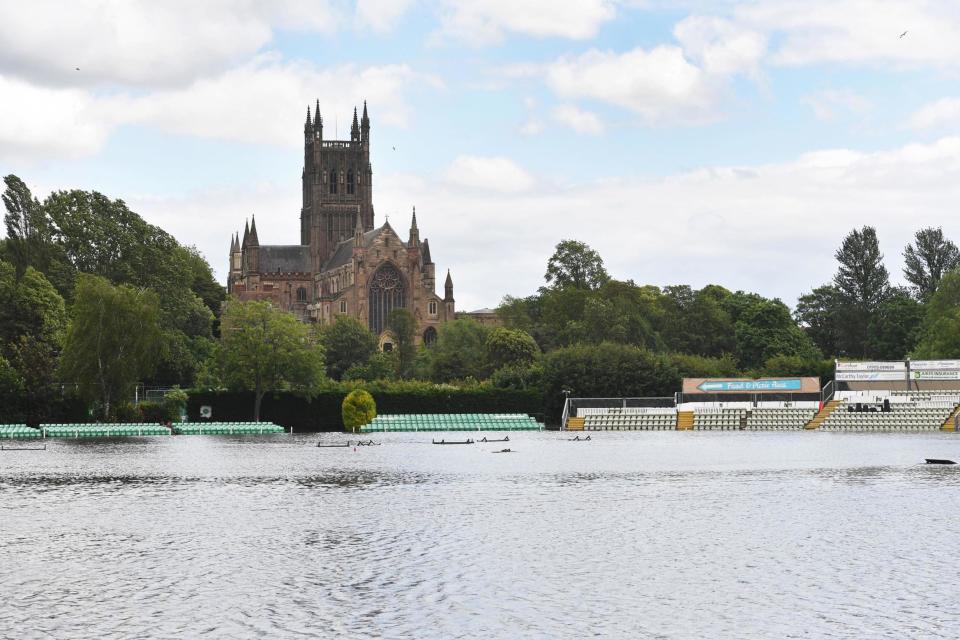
[911,360,960,380]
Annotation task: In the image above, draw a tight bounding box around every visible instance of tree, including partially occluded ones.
[426,319,492,382]
[903,227,960,302]
[726,294,821,370]
[344,351,398,381]
[865,288,923,359]
[60,274,162,419]
[544,239,609,290]
[3,175,51,277]
[386,308,416,378]
[540,342,680,422]
[485,327,540,370]
[833,226,889,310]
[219,299,326,421]
[795,285,843,357]
[322,317,378,380]
[912,271,960,358]
[342,389,376,433]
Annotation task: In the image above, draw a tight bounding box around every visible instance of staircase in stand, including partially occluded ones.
[566,416,585,431]
[676,411,694,431]
[942,405,960,432]
[805,400,841,430]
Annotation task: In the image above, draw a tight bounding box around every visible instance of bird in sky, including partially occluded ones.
[392,146,396,150]
[75,67,80,70]
[900,30,908,38]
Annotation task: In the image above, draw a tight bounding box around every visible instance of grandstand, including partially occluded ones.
[361,413,542,432]
[580,408,676,431]
[561,365,960,433]
[817,391,959,432]
[0,424,41,439]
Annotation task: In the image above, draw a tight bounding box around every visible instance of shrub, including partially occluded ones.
[342,388,376,433]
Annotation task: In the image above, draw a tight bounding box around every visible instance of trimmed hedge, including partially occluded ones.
[187,387,543,432]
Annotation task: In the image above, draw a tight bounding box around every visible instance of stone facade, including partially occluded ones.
[227,102,455,346]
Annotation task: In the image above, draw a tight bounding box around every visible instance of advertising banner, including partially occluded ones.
[683,377,820,395]
[910,369,960,380]
[835,371,907,381]
[911,360,960,371]
[835,361,906,372]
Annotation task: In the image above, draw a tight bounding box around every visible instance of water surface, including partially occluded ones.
[3,431,960,639]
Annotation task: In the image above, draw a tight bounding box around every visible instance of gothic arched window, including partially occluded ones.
[423,326,438,346]
[347,169,355,194]
[296,287,307,302]
[368,263,406,335]
[330,169,338,194]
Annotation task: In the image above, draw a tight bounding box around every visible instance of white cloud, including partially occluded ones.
[673,15,767,76]
[552,105,605,134]
[907,97,960,129]
[804,89,873,122]
[0,58,433,160]
[124,56,430,147]
[444,155,535,192]
[543,46,719,125]
[355,0,416,31]
[0,0,343,89]
[0,76,113,162]
[519,120,545,136]
[736,0,960,70]
[435,0,616,45]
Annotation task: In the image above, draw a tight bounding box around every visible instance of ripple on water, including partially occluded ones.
[3,432,960,638]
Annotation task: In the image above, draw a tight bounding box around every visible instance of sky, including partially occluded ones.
[3,0,960,312]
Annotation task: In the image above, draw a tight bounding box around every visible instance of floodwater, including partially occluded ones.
[2,431,960,639]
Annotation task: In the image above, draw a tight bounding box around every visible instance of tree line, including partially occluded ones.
[4,173,960,424]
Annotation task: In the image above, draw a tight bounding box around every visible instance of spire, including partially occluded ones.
[314,99,322,138]
[351,106,360,141]
[408,205,419,246]
[242,219,250,246]
[361,100,370,145]
[231,232,239,253]
[444,269,454,302]
[421,238,432,264]
[249,215,259,246]
[354,206,364,247]
[304,105,311,131]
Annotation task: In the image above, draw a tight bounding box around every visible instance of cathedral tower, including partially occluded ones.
[300,100,375,272]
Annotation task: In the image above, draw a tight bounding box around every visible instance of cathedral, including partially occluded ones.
[227,101,455,348]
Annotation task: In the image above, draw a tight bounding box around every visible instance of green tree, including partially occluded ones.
[485,327,540,370]
[344,351,398,381]
[540,342,680,422]
[913,272,960,358]
[342,388,376,433]
[544,239,609,290]
[3,175,52,277]
[322,316,378,380]
[825,226,892,358]
[833,226,889,310]
[726,294,821,370]
[795,284,843,357]
[60,274,162,419]
[426,319,492,382]
[903,227,960,302]
[386,308,416,378]
[865,288,923,359]
[219,299,326,421]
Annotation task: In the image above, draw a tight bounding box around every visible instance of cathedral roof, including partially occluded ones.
[321,224,402,272]
[258,245,311,273]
